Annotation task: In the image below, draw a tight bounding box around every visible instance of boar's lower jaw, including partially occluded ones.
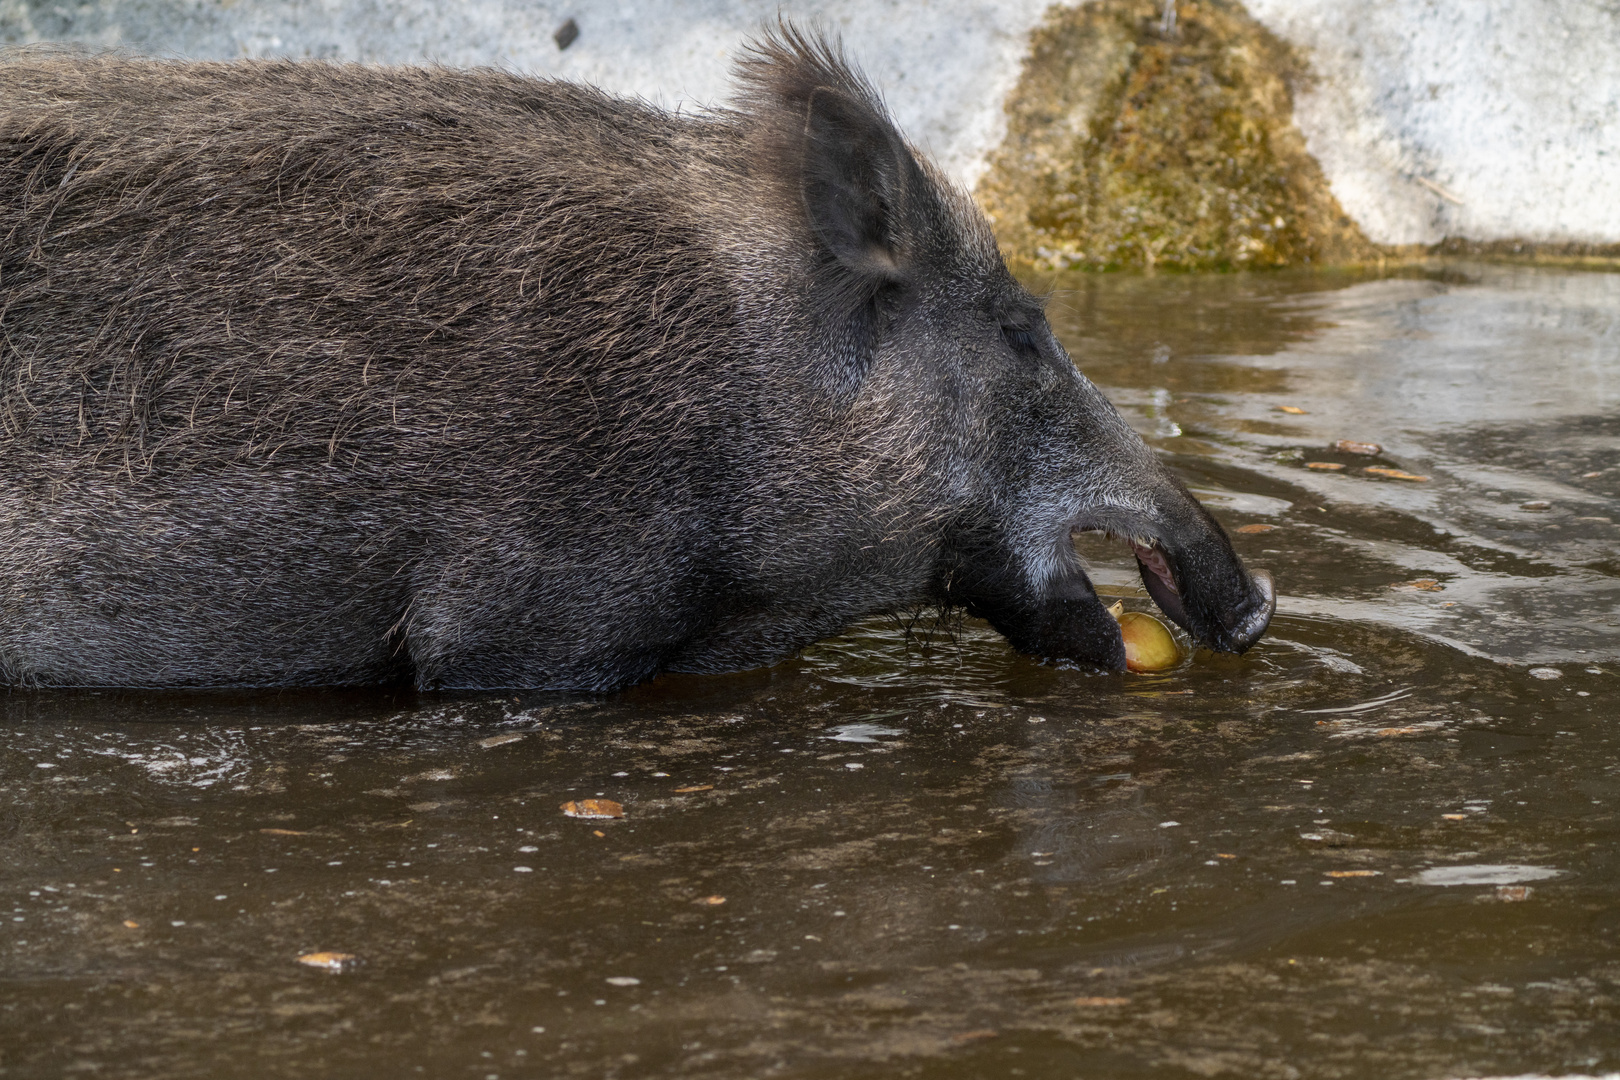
[1004,591,1129,673]
[952,554,1127,672]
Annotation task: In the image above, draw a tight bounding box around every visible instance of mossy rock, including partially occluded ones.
[978,0,1378,272]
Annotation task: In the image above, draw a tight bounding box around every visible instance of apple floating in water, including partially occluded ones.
[1107,601,1182,673]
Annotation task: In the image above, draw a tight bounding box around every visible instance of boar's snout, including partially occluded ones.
[1134,530,1275,656]
[938,338,1278,672]
[1234,569,1277,648]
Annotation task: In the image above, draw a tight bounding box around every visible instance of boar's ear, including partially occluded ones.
[800,85,918,286]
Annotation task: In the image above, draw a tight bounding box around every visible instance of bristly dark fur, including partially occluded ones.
[734,22,889,121]
[0,27,1273,689]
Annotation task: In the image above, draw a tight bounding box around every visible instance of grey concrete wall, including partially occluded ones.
[1247,0,1620,246]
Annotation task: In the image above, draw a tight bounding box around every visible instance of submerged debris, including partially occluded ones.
[1363,467,1429,482]
[1390,579,1444,591]
[297,951,360,972]
[561,799,624,819]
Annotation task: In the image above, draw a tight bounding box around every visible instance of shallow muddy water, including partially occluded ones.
[3,263,1619,1079]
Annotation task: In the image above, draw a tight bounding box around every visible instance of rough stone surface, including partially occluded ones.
[975,0,1375,271]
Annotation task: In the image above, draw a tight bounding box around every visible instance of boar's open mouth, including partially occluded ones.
[1077,528,1275,660]
[944,520,1273,673]
[1129,538,1187,626]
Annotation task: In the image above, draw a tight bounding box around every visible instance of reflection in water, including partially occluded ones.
[3,263,1620,1079]
[1408,865,1565,887]
[1025,802,1173,886]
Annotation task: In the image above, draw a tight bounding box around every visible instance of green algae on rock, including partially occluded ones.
[978,0,1377,272]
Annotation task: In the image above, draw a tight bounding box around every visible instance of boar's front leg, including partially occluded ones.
[942,535,1127,671]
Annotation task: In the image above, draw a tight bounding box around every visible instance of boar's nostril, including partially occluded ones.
[1233,569,1276,649]
[1253,568,1275,610]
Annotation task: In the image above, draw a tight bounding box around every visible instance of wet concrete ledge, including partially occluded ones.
[3,0,1619,271]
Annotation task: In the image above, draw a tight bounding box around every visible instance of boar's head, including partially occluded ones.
[740,27,1274,672]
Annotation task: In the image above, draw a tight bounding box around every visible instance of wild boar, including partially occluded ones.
[0,27,1274,690]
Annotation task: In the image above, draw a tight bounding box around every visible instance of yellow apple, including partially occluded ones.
[1114,608,1181,672]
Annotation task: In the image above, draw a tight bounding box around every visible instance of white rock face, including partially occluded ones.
[4,0,1619,244]
[1246,0,1620,245]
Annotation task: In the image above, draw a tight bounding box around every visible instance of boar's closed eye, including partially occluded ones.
[1001,325,1041,357]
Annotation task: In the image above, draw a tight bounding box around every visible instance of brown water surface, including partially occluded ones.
[3,263,1618,1079]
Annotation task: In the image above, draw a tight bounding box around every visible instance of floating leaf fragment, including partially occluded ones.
[259,828,308,836]
[1306,462,1345,471]
[560,799,624,819]
[478,733,524,749]
[1519,500,1551,511]
[1442,813,1467,820]
[1374,727,1422,737]
[1273,405,1308,415]
[1235,523,1276,534]
[1334,439,1382,455]
[1364,467,1430,482]
[297,952,360,972]
[1324,870,1382,878]
[697,895,727,906]
[122,920,140,929]
[673,785,713,793]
